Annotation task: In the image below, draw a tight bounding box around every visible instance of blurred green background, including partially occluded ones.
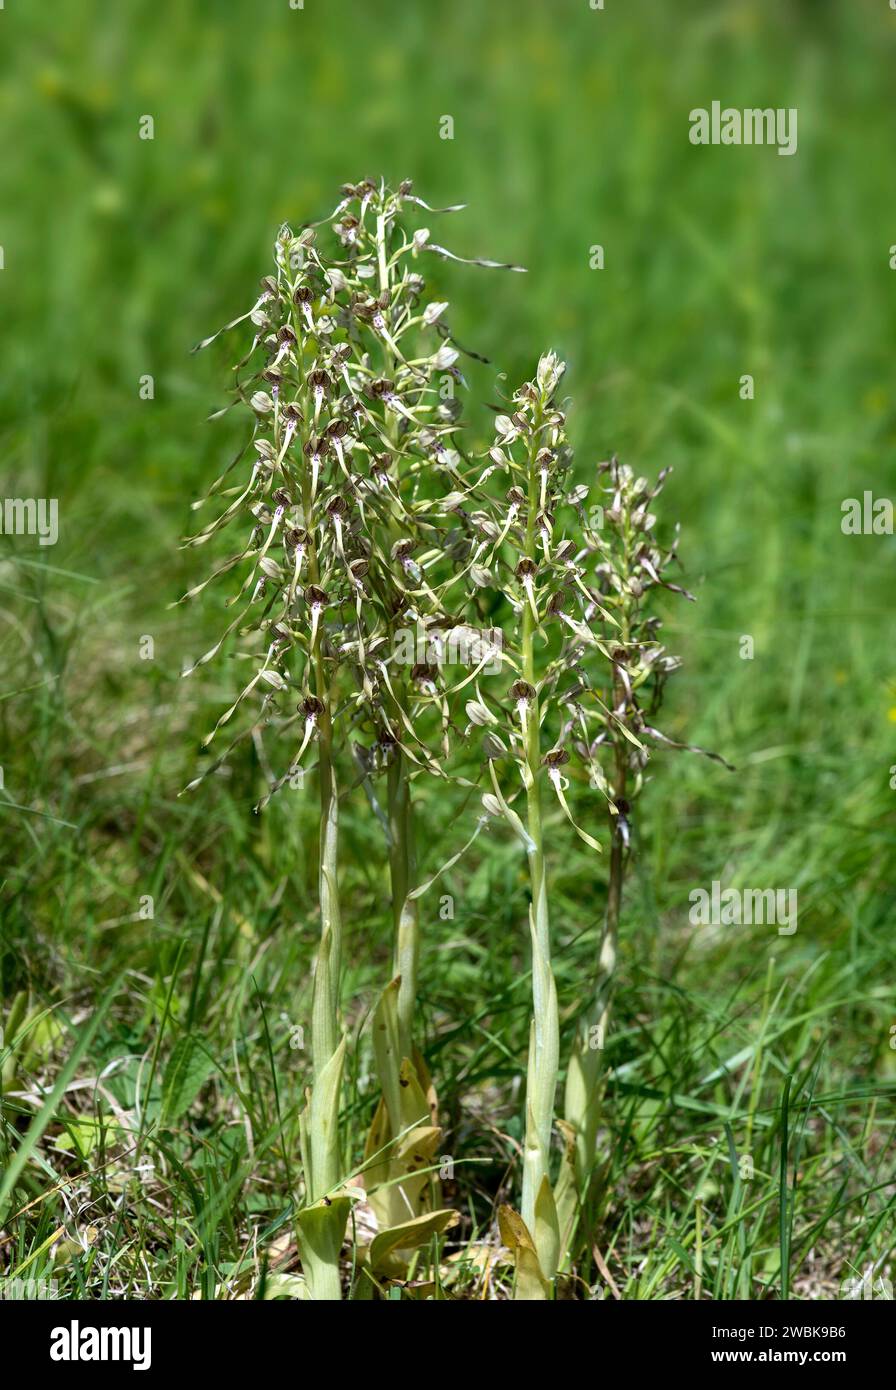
[0,0,894,1299]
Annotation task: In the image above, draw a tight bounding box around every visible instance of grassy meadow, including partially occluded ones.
[0,0,894,1300]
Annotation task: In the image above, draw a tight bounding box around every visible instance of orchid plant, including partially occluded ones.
[180,176,722,1299]
[452,357,728,1296]
[180,179,523,1297]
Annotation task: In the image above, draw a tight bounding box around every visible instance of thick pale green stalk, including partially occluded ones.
[559,742,625,1231]
[519,412,560,1281]
[311,697,342,1157]
[298,727,346,1301]
[388,750,420,1063]
[557,549,631,1263]
[376,204,422,1072]
[299,413,344,1118]
[582,743,625,1169]
[295,376,347,1298]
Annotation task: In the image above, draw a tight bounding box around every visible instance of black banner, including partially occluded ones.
[1,1296,888,1376]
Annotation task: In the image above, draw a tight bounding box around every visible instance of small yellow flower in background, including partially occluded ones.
[36,67,64,98]
[887,705,896,724]
[862,386,888,417]
[92,185,123,216]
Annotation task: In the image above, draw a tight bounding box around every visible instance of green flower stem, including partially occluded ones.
[520,405,560,1274]
[559,520,633,1258]
[388,750,420,1063]
[567,733,626,1194]
[292,355,346,1300]
[286,308,344,1119]
[300,455,342,1151]
[376,205,422,1070]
